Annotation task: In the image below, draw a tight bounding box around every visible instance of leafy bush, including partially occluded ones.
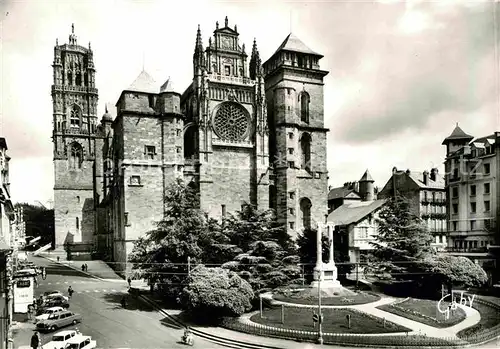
[181,265,254,323]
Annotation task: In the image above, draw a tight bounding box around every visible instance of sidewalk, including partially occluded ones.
[36,251,124,282]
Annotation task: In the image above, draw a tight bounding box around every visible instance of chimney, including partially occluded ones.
[423,170,429,185]
[406,169,411,175]
[392,166,398,174]
[328,185,332,191]
[430,168,438,181]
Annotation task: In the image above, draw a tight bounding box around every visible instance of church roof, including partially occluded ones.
[442,124,474,145]
[274,33,322,57]
[160,78,177,93]
[359,169,374,182]
[127,70,157,94]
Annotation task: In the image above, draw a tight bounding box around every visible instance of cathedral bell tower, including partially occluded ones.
[52,24,99,249]
[263,33,329,238]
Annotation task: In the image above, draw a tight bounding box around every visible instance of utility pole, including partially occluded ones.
[317,223,324,345]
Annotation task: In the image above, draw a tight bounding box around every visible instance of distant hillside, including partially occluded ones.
[15,203,54,248]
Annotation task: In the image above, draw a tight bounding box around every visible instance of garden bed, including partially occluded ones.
[377,298,466,328]
[273,290,380,306]
[250,307,411,333]
[457,299,500,339]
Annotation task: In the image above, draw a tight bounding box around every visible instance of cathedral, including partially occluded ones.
[52,18,330,273]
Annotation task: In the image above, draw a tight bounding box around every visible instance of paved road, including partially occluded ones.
[13,256,226,349]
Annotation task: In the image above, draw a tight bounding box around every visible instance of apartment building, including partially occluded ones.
[378,167,447,251]
[442,125,499,282]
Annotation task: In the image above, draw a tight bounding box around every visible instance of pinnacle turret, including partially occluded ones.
[249,38,262,80]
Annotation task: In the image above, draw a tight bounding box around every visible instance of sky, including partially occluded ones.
[0,0,499,206]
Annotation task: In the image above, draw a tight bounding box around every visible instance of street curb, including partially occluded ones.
[36,254,123,283]
[136,293,285,349]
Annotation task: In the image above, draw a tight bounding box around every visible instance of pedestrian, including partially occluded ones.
[127,277,131,288]
[32,300,37,316]
[85,263,88,272]
[30,331,40,349]
[27,305,33,320]
[81,264,85,271]
[68,286,74,298]
[57,256,60,262]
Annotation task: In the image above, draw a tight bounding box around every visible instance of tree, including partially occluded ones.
[221,204,296,255]
[129,178,212,299]
[180,265,254,323]
[423,255,488,295]
[16,203,54,248]
[366,196,434,281]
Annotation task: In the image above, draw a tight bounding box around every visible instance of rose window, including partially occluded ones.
[213,102,249,141]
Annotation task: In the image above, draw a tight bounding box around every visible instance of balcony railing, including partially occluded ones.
[446,247,488,253]
[52,85,98,94]
[62,128,91,135]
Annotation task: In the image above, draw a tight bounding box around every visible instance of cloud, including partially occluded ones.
[329,1,499,144]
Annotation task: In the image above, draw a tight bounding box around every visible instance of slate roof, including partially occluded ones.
[274,33,322,56]
[328,187,359,201]
[327,199,387,226]
[127,70,157,94]
[160,78,176,93]
[442,125,474,144]
[360,169,374,182]
[407,171,445,190]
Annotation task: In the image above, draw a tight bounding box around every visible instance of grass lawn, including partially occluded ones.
[273,291,380,306]
[377,298,466,328]
[457,301,500,339]
[250,307,411,334]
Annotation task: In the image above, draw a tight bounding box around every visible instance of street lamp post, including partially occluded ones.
[317,223,323,345]
[317,261,323,344]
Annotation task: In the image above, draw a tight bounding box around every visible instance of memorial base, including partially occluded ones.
[310,262,356,297]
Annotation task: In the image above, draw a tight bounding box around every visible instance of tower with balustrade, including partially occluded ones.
[52,24,99,250]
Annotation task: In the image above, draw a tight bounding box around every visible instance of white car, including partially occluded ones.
[41,330,80,349]
[35,306,65,322]
[64,335,96,349]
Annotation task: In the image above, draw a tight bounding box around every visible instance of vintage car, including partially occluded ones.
[64,335,96,349]
[44,291,69,302]
[38,296,70,312]
[41,329,81,349]
[36,310,82,332]
[35,306,65,322]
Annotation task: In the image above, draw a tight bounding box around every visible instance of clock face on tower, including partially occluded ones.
[221,36,232,49]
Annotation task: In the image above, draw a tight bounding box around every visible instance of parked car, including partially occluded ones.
[36,310,82,332]
[39,296,70,312]
[35,306,65,322]
[46,293,69,302]
[64,335,96,349]
[41,329,81,349]
[43,290,62,298]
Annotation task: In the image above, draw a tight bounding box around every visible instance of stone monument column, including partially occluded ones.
[328,225,334,264]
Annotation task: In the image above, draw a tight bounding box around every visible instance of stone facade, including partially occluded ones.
[51,25,104,250]
[52,19,330,274]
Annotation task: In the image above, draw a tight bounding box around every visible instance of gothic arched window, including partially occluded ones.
[300,132,312,172]
[300,197,312,230]
[69,143,83,170]
[70,105,81,128]
[300,92,310,123]
[184,125,197,159]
